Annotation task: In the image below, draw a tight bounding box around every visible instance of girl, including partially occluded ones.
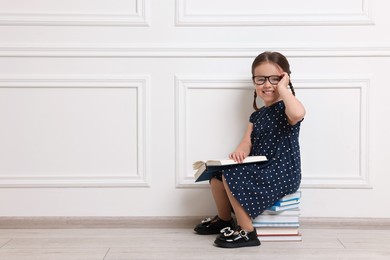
[194,51,305,248]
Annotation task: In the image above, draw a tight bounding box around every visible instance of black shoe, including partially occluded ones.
[194,215,235,235]
[214,226,261,248]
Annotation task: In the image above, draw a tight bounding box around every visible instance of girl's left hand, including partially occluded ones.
[229,151,247,164]
[278,72,290,90]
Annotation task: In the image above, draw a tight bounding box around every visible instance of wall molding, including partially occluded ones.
[175,75,253,188]
[0,0,150,26]
[1,43,390,58]
[295,75,371,189]
[175,75,371,189]
[176,0,374,26]
[0,75,150,188]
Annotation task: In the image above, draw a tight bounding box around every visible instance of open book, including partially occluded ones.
[193,155,267,182]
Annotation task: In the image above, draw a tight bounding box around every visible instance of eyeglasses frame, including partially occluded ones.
[252,75,282,85]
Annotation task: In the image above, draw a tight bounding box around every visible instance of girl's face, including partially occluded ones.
[253,62,284,107]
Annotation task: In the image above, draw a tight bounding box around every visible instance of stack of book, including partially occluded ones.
[252,191,302,241]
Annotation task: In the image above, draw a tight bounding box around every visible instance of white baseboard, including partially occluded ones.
[1,217,390,229]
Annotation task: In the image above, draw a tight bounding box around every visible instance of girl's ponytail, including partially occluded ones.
[289,81,296,96]
[253,91,259,110]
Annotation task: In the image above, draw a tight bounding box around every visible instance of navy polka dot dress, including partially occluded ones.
[222,100,302,219]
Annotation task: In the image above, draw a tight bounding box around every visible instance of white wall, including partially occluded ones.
[0,0,389,218]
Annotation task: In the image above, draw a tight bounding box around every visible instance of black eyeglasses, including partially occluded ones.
[252,75,281,85]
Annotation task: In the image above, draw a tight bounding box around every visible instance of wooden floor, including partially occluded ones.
[1,222,390,260]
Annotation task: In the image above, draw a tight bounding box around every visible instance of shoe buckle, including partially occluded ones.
[239,230,250,241]
[201,217,211,224]
[220,227,234,237]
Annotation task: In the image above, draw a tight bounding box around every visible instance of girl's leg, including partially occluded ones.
[222,176,254,231]
[210,178,232,221]
[194,177,235,235]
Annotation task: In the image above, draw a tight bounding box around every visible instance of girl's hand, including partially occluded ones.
[229,151,248,164]
[277,72,306,125]
[277,72,290,91]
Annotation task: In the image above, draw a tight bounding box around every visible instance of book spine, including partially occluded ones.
[273,199,299,207]
[278,191,301,202]
[267,204,300,212]
[252,217,299,223]
[261,209,300,216]
[253,223,300,227]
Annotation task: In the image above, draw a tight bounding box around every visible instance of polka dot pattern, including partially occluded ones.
[223,101,302,218]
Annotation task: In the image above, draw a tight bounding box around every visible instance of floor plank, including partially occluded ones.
[0,227,389,259]
[0,248,108,260]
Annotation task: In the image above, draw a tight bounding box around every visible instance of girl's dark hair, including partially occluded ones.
[252,51,296,110]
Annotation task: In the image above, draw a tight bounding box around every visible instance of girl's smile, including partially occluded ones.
[262,88,275,95]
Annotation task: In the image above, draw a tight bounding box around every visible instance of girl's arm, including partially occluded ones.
[229,123,253,163]
[277,72,306,125]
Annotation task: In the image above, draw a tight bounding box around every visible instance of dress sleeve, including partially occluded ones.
[249,110,257,123]
[249,112,255,123]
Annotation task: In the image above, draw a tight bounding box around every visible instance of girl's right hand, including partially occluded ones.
[229,151,247,164]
